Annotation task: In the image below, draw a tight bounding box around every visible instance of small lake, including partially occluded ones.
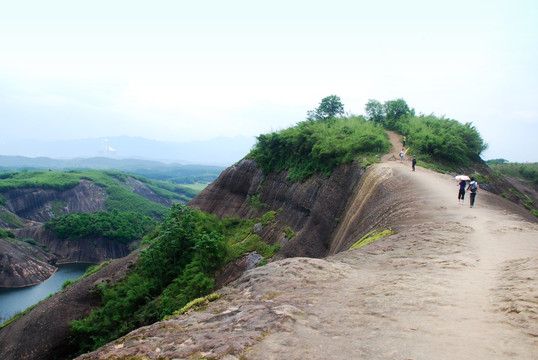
[0,263,91,325]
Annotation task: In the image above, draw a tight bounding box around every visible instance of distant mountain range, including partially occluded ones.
[0,135,256,166]
[0,155,226,184]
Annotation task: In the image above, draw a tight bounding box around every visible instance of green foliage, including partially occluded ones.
[399,115,487,166]
[62,279,75,289]
[0,170,193,219]
[365,99,385,125]
[490,162,538,184]
[247,194,268,214]
[364,98,487,167]
[0,170,82,192]
[45,210,157,243]
[249,115,391,182]
[103,185,169,219]
[69,204,279,355]
[0,210,24,228]
[0,228,16,239]
[307,95,345,120]
[383,98,412,130]
[349,229,395,250]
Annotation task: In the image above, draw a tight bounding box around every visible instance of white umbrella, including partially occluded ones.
[455,175,471,181]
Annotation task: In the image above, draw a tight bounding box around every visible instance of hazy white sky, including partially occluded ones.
[1,0,537,162]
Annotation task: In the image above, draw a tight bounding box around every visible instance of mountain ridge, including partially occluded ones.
[0,135,255,166]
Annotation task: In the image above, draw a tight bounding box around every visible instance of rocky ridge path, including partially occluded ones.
[78,135,538,360]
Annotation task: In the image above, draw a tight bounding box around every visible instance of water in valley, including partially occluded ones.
[0,263,91,325]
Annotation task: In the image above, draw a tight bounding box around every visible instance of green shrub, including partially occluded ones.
[68,204,281,356]
[45,210,157,243]
[248,115,390,182]
[393,114,487,166]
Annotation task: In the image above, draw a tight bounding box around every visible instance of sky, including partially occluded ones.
[1,0,537,162]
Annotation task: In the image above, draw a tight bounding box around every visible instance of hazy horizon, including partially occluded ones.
[1,1,537,163]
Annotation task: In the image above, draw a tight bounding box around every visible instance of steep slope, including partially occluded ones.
[2,180,107,222]
[0,172,174,288]
[75,153,538,360]
[1,136,537,359]
[189,158,408,258]
[0,238,57,287]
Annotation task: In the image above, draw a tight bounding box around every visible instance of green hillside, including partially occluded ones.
[0,170,197,219]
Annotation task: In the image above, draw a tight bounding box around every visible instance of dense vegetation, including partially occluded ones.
[487,161,538,184]
[249,96,488,182]
[365,98,488,167]
[69,204,280,355]
[45,210,156,243]
[248,115,391,181]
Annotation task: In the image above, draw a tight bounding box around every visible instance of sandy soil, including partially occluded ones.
[78,133,538,360]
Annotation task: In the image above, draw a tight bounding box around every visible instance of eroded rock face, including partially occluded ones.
[3,180,107,222]
[12,225,132,265]
[0,238,57,287]
[189,159,406,258]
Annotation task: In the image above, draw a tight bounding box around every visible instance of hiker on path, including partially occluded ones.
[402,136,406,148]
[412,156,416,171]
[458,179,466,204]
[399,149,404,163]
[467,177,479,208]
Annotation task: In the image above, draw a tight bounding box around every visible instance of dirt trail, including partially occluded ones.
[245,133,538,359]
[78,132,538,360]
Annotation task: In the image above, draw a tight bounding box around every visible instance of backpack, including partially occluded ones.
[470,182,478,192]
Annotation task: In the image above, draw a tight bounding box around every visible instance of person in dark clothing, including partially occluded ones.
[412,156,416,171]
[467,177,479,208]
[458,179,466,204]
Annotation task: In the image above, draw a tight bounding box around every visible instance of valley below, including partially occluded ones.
[0,133,537,359]
[75,157,538,360]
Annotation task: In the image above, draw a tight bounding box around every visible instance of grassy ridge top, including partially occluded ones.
[248,116,391,182]
[247,108,488,181]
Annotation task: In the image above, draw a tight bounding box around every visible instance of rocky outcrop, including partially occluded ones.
[12,225,132,265]
[2,180,107,222]
[0,175,170,288]
[189,159,407,258]
[0,238,57,287]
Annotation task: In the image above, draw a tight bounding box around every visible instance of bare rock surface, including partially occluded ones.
[77,137,538,360]
[0,238,57,287]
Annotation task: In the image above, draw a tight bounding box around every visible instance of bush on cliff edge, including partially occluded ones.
[248,115,391,182]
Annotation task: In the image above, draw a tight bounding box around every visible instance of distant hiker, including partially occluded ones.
[458,179,466,204]
[402,136,406,148]
[399,148,404,163]
[412,156,416,171]
[467,177,479,208]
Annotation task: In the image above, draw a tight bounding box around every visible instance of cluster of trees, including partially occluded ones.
[69,204,280,356]
[249,97,391,182]
[45,210,157,243]
[249,95,488,182]
[364,98,487,165]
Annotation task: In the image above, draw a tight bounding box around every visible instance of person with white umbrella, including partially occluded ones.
[455,175,470,204]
